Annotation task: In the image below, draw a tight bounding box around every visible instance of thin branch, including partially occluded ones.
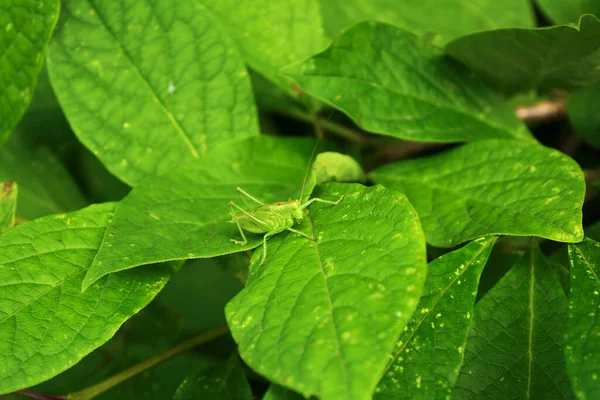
[67,325,230,400]
[15,391,66,400]
[273,108,368,144]
[515,100,566,124]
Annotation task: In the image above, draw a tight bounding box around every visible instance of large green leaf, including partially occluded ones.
[226,183,427,400]
[85,136,318,290]
[445,15,600,94]
[0,0,59,145]
[375,236,496,399]
[284,22,531,143]
[0,203,174,394]
[204,0,328,94]
[0,181,17,233]
[536,0,600,24]
[568,84,600,148]
[173,355,252,400]
[320,0,533,44]
[0,132,87,219]
[47,0,259,185]
[565,238,600,399]
[158,257,243,338]
[263,385,305,400]
[370,139,585,247]
[453,244,573,399]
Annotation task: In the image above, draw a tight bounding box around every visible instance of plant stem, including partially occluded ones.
[16,390,66,400]
[514,100,566,124]
[67,325,230,400]
[275,108,368,144]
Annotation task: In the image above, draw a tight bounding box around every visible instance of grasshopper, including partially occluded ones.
[228,142,343,266]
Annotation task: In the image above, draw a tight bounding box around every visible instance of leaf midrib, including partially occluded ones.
[300,72,515,137]
[71,1,199,158]
[386,240,492,369]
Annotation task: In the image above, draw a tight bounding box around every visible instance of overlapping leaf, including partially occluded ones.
[226,183,427,400]
[0,133,87,219]
[370,139,585,247]
[536,0,600,24]
[263,385,304,400]
[446,15,600,94]
[85,136,318,290]
[568,84,600,148]
[173,355,252,400]
[204,0,328,94]
[0,0,59,144]
[47,0,259,185]
[0,181,17,233]
[375,236,496,399]
[284,22,530,143]
[453,244,573,399]
[320,0,533,44]
[565,239,600,400]
[0,203,174,394]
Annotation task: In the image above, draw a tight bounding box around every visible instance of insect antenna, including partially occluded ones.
[297,94,347,202]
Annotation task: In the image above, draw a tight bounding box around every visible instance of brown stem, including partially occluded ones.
[15,390,66,400]
[515,100,567,124]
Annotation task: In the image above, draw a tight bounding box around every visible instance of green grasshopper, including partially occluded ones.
[228,143,343,266]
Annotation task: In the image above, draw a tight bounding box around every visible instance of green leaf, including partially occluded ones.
[320,0,534,44]
[204,0,328,95]
[370,139,585,247]
[0,0,59,145]
[284,22,531,143]
[0,203,174,394]
[312,151,366,185]
[85,136,319,290]
[47,0,259,186]
[536,0,600,24]
[0,181,17,233]
[375,236,497,399]
[173,355,252,400]
[0,132,87,219]
[226,183,427,400]
[565,238,600,399]
[34,300,183,395]
[158,258,243,338]
[263,385,305,400]
[445,15,600,95]
[568,84,600,148]
[453,243,573,399]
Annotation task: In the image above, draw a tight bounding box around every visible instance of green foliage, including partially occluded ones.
[0,181,17,233]
[84,136,318,289]
[568,84,600,148]
[566,239,600,399]
[0,0,59,145]
[536,0,600,24]
[446,15,600,94]
[226,183,427,400]
[285,22,531,142]
[454,243,572,399]
[320,0,534,43]
[0,2,599,399]
[47,0,259,185]
[370,139,585,247]
[0,132,87,219]
[173,355,252,400]
[375,236,496,399]
[0,203,174,394]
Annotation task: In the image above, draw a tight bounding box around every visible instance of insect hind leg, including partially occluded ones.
[301,195,344,209]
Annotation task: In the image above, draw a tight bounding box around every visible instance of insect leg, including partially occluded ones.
[286,227,315,241]
[260,227,284,266]
[301,195,344,209]
[229,201,269,227]
[236,187,265,205]
[230,219,248,245]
